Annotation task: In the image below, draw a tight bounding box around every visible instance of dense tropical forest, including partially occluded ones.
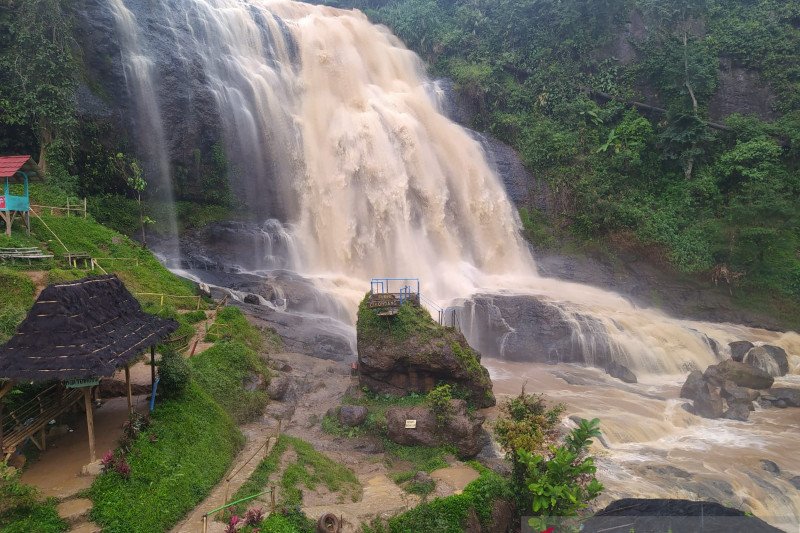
[2,0,800,316]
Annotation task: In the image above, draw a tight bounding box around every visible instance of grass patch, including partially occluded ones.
[191,341,269,423]
[357,296,445,343]
[280,435,362,506]
[227,435,361,519]
[204,306,264,351]
[0,268,35,342]
[89,382,243,533]
[365,465,513,533]
[0,464,67,533]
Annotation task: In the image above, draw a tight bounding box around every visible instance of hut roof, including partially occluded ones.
[0,275,178,382]
[0,155,40,180]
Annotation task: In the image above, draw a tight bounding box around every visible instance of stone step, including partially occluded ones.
[57,498,93,525]
[69,521,101,533]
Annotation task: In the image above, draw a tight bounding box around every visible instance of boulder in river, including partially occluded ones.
[680,370,706,401]
[703,359,774,390]
[692,383,725,419]
[357,297,495,408]
[743,345,789,377]
[385,399,486,458]
[728,340,754,362]
[583,499,782,533]
[767,388,800,408]
[606,361,637,383]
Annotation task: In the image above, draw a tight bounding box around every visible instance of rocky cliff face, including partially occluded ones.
[357,297,495,408]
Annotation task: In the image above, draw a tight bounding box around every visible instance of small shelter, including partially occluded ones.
[0,155,40,236]
[0,275,177,463]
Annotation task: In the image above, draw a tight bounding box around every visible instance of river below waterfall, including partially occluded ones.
[485,360,800,532]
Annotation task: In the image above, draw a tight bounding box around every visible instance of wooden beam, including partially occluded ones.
[83,387,96,463]
[125,365,132,417]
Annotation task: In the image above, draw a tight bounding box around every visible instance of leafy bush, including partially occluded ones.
[520,418,604,530]
[183,309,207,324]
[426,383,453,427]
[158,348,192,399]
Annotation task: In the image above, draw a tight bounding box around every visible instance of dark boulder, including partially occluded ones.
[729,341,754,362]
[584,498,782,533]
[358,300,494,408]
[704,360,774,390]
[692,383,725,419]
[723,401,751,422]
[385,400,486,458]
[338,405,368,427]
[680,370,706,401]
[721,381,760,404]
[768,388,800,408]
[743,346,789,377]
[789,476,800,490]
[760,460,781,475]
[243,293,261,305]
[606,361,637,383]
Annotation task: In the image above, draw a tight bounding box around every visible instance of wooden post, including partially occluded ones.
[83,198,87,219]
[270,485,276,512]
[66,198,69,217]
[84,387,96,463]
[125,365,132,416]
[150,346,156,388]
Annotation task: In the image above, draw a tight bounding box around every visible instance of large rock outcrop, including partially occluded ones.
[385,400,486,458]
[681,361,773,421]
[357,297,495,408]
[703,360,774,390]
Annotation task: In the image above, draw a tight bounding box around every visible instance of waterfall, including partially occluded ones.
[101,0,796,376]
[107,0,179,257]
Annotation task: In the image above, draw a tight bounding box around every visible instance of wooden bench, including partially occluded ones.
[0,247,54,263]
[64,252,92,269]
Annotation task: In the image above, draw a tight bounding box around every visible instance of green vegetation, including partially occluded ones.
[520,418,604,530]
[89,305,272,532]
[0,269,35,343]
[158,347,192,399]
[225,434,361,520]
[318,0,800,326]
[0,463,67,533]
[357,296,445,343]
[88,382,242,533]
[364,464,513,533]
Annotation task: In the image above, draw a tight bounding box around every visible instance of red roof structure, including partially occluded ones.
[0,156,38,179]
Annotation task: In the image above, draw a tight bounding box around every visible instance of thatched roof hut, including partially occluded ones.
[0,275,177,382]
[0,275,179,463]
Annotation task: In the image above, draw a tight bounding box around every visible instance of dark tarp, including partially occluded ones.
[0,275,178,382]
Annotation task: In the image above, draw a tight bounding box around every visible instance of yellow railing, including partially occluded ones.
[135,292,203,310]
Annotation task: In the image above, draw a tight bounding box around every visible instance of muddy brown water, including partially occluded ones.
[484,359,800,531]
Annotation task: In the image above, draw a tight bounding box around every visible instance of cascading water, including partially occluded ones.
[96,1,800,525]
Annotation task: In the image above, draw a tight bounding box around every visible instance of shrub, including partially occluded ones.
[426,384,453,427]
[158,348,192,399]
[183,309,207,324]
[520,418,604,530]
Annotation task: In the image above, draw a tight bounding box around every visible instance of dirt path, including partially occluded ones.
[171,423,278,533]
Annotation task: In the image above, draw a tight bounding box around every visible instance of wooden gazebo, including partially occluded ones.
[0,275,177,463]
[0,155,40,236]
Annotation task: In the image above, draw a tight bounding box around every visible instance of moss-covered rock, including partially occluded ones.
[357,294,495,408]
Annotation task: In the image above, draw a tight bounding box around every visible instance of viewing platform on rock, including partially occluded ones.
[368,278,421,317]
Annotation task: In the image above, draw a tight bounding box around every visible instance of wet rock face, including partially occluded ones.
[385,400,486,458]
[709,58,778,122]
[729,341,754,362]
[457,294,613,367]
[681,363,771,421]
[743,345,789,377]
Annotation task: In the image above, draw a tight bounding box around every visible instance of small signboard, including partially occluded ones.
[0,196,5,209]
[368,293,399,309]
[405,419,417,429]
